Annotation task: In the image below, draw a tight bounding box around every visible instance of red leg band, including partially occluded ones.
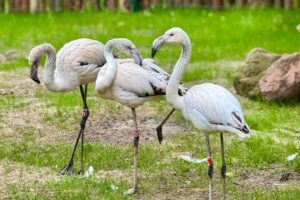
[207,157,213,167]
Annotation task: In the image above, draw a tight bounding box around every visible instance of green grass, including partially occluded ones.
[7,178,130,200]
[1,8,300,71]
[0,8,300,199]
[241,188,300,200]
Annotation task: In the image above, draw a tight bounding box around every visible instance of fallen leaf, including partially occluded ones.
[287,153,298,161]
[84,166,94,177]
[110,184,119,191]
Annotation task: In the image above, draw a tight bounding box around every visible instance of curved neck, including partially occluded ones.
[40,44,57,90]
[96,42,117,93]
[166,38,191,111]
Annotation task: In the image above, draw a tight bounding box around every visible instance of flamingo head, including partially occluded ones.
[152,27,190,58]
[106,38,143,66]
[28,46,42,84]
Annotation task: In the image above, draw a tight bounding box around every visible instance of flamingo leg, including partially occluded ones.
[60,84,89,175]
[220,132,226,200]
[78,84,89,174]
[124,108,139,195]
[156,108,175,144]
[205,134,213,200]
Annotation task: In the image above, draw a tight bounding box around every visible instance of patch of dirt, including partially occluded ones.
[3,104,188,145]
[3,104,188,146]
[0,50,22,64]
[4,108,71,143]
[233,164,300,189]
[84,108,189,145]
[1,68,189,146]
[0,68,37,97]
[0,160,60,197]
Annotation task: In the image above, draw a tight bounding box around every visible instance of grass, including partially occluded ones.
[1,8,300,71]
[0,8,300,199]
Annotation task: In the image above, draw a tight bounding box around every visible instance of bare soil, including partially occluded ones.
[84,108,189,145]
[234,164,300,189]
[0,160,61,198]
[1,68,189,146]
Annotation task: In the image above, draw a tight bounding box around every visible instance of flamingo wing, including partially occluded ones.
[184,83,246,131]
[142,58,188,96]
[114,61,167,97]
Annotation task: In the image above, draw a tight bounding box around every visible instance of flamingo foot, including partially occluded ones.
[124,188,136,195]
[78,168,84,175]
[59,161,74,175]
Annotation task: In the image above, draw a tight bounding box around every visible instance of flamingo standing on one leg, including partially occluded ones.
[140,58,187,143]
[28,39,106,174]
[95,38,187,194]
[152,27,250,200]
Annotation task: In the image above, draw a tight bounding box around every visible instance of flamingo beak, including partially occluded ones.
[30,62,40,84]
[242,124,250,134]
[151,35,167,58]
[131,49,143,66]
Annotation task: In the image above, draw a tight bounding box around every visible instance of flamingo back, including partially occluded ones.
[56,38,106,84]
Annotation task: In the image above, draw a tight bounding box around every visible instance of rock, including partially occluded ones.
[259,53,300,101]
[234,48,281,98]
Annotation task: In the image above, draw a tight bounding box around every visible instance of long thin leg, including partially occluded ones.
[220,132,226,200]
[124,108,139,195]
[78,84,89,174]
[60,85,89,175]
[205,134,213,200]
[156,108,175,144]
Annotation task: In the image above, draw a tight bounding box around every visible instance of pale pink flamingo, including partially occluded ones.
[95,38,187,194]
[152,28,250,200]
[28,38,106,174]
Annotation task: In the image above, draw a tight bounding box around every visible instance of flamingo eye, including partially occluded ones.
[169,33,174,36]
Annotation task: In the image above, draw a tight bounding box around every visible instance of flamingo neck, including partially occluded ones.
[41,44,58,90]
[95,41,117,93]
[166,37,191,111]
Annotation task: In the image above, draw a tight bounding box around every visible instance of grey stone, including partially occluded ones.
[234,48,281,98]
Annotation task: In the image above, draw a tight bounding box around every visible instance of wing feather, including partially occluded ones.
[184,83,244,127]
[112,61,167,97]
[142,58,188,96]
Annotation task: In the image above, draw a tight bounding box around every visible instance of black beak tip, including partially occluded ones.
[30,71,40,84]
[151,48,157,58]
[30,63,40,84]
[242,126,249,134]
[30,76,41,84]
[35,79,41,84]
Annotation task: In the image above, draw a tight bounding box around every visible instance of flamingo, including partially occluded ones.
[95,38,187,194]
[152,28,251,200]
[28,38,107,174]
